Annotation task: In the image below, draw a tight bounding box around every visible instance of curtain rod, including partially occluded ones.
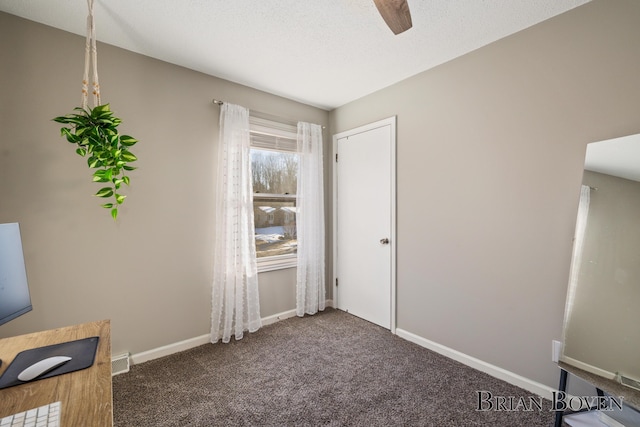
[212,99,325,129]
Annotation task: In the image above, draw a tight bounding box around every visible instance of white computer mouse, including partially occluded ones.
[17,356,72,382]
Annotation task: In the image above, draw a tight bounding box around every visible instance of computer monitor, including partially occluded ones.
[0,222,33,328]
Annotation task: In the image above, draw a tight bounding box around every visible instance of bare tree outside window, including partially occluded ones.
[251,149,298,258]
[251,149,297,194]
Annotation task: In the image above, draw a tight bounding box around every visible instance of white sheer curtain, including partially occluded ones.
[563,185,591,333]
[211,103,261,343]
[296,122,325,316]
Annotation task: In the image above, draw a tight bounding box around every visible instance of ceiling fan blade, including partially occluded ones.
[373,0,413,35]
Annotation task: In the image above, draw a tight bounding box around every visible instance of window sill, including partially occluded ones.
[257,255,297,273]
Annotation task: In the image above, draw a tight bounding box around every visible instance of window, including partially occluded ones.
[250,116,299,272]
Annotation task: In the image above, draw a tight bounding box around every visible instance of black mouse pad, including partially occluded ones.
[0,336,99,389]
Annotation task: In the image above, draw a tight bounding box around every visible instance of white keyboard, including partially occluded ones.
[0,401,61,427]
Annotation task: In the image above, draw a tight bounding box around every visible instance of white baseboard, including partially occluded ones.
[259,308,298,326]
[395,328,556,400]
[130,333,211,365]
[130,299,334,366]
[262,299,334,325]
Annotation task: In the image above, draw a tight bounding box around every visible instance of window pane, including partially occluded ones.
[251,149,298,195]
[253,197,297,258]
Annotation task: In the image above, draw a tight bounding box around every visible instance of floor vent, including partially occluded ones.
[111,353,130,376]
[619,374,640,391]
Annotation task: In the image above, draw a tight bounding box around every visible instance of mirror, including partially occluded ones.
[562,133,640,386]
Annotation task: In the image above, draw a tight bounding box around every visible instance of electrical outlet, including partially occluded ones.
[552,340,562,363]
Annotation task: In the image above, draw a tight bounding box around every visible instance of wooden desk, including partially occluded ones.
[0,320,113,426]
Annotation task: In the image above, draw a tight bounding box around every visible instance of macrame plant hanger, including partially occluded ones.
[82,0,101,110]
[53,0,139,221]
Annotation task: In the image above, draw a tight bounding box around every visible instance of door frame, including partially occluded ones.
[332,116,397,333]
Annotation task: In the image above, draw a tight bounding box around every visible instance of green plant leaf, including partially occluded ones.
[91,104,111,118]
[99,109,114,117]
[92,170,111,182]
[60,127,77,143]
[94,187,114,198]
[88,158,103,168]
[88,134,103,147]
[120,135,138,146]
[111,208,118,221]
[122,176,130,186]
[123,165,137,171]
[101,203,113,209]
[76,148,87,157]
[121,152,137,162]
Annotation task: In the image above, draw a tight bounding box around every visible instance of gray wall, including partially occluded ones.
[330,0,640,387]
[564,170,640,380]
[0,12,330,356]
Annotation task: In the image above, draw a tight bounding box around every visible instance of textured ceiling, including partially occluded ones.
[0,0,591,110]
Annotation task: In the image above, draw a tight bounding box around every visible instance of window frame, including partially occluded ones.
[249,116,299,273]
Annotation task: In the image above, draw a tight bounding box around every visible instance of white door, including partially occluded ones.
[334,117,395,330]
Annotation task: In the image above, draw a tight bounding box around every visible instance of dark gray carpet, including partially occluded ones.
[113,309,555,426]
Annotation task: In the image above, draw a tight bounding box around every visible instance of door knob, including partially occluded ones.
[380,238,390,244]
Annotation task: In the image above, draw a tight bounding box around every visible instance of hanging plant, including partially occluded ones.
[53,105,138,220]
[53,0,138,221]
